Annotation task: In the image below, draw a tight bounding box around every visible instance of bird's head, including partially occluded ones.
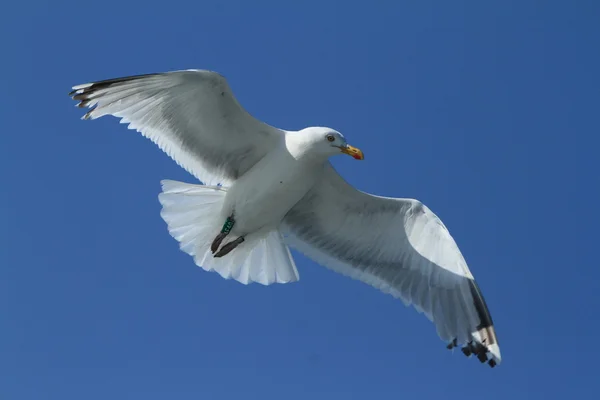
[298,127,364,160]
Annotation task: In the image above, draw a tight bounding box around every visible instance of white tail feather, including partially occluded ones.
[158,180,299,285]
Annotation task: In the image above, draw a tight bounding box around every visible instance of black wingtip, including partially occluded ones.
[476,351,488,363]
[456,340,500,368]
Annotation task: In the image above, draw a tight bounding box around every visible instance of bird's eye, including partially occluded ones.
[326,135,335,142]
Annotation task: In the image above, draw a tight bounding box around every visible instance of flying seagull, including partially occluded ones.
[70,69,501,367]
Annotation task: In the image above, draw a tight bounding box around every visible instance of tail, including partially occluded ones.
[157,180,299,285]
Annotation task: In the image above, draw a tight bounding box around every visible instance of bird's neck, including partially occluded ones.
[284,131,328,165]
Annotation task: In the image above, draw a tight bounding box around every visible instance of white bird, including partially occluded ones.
[70,69,501,367]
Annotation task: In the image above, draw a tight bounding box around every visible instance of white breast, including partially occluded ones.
[222,141,322,236]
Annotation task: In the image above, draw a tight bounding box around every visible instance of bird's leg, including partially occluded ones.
[211,216,235,254]
[213,236,245,258]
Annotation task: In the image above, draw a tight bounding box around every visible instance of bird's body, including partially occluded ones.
[70,69,502,367]
[221,132,323,238]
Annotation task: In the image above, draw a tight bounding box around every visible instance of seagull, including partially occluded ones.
[70,69,501,367]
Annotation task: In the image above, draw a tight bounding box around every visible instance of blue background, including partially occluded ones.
[1,1,597,399]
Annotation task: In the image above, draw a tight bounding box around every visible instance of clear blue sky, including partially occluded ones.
[1,1,597,399]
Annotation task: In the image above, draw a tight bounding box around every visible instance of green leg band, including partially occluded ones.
[221,217,234,234]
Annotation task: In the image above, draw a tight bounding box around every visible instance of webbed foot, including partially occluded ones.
[214,236,245,258]
[211,216,235,254]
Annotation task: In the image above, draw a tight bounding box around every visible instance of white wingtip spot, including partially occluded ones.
[487,343,502,364]
[71,83,93,91]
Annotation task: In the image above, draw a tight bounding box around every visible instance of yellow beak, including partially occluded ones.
[341,144,364,160]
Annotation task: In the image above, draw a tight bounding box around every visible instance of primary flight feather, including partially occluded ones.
[70,69,501,367]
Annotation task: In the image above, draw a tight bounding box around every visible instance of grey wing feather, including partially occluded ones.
[283,163,501,367]
[70,69,283,185]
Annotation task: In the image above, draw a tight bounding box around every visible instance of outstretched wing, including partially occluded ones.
[70,69,283,185]
[283,163,501,367]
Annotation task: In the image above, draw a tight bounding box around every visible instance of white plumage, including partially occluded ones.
[70,69,501,367]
